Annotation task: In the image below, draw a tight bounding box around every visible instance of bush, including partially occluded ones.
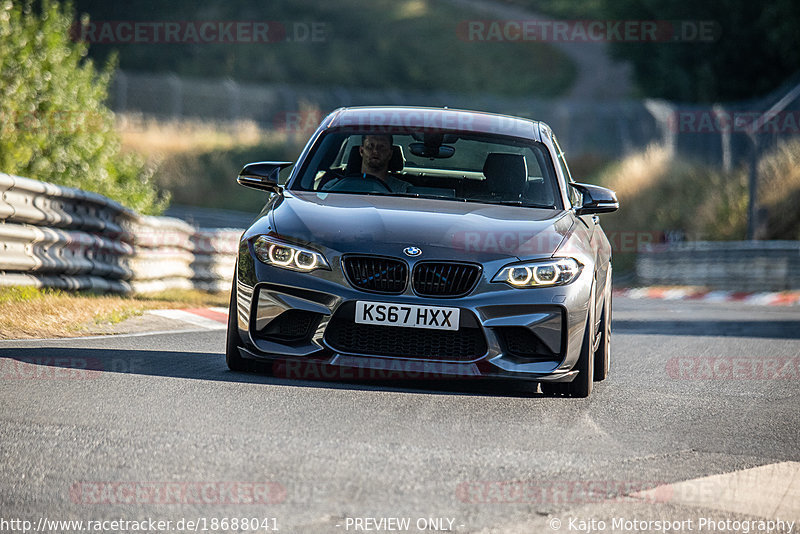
[592,145,748,241]
[0,0,167,214]
[592,140,800,244]
[757,138,800,240]
[154,140,303,212]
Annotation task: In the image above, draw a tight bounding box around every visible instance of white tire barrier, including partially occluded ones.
[0,172,243,293]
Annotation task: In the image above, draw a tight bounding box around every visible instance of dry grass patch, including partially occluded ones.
[0,287,229,340]
[757,138,800,239]
[594,144,750,240]
[116,113,303,212]
[597,144,672,199]
[594,139,800,242]
[118,114,275,159]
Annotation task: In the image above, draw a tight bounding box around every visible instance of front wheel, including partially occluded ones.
[541,310,595,398]
[225,272,250,372]
[593,289,611,382]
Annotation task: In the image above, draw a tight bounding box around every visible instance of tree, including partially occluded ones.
[600,0,800,102]
[0,0,167,214]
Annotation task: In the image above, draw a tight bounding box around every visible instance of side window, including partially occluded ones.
[554,137,581,208]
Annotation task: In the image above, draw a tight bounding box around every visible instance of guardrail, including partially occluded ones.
[636,241,800,292]
[8,173,797,294]
[1,172,242,293]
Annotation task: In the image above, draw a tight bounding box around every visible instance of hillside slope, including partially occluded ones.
[73,0,576,98]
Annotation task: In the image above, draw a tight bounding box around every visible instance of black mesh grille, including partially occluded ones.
[497,327,558,360]
[325,304,487,361]
[412,262,481,297]
[259,310,320,342]
[343,256,408,294]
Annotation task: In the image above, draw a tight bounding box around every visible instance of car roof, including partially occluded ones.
[323,106,544,142]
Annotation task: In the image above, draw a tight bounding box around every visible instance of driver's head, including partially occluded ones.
[360,134,393,176]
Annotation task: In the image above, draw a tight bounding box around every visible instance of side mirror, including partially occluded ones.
[571,183,619,215]
[237,161,293,193]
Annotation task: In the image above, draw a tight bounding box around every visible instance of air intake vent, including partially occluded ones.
[324,303,487,361]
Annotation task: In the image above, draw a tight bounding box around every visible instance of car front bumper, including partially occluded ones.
[233,257,593,383]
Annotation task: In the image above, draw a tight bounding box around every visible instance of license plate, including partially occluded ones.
[355,301,460,331]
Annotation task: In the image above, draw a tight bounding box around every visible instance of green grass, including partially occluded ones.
[132,289,230,307]
[93,308,143,326]
[0,286,52,304]
[153,139,302,212]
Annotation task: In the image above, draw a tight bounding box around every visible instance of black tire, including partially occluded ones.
[593,288,611,382]
[225,272,250,372]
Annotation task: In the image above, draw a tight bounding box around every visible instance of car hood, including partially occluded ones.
[261,191,572,262]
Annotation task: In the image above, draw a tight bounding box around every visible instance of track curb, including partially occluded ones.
[614,287,800,306]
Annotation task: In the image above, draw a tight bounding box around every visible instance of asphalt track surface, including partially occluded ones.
[1,297,798,533]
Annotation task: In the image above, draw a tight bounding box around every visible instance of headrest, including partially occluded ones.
[345,146,362,174]
[483,153,528,198]
[388,145,405,172]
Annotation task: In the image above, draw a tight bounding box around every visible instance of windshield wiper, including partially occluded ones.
[381,193,556,208]
[459,198,556,209]
[385,192,458,201]
[324,191,556,209]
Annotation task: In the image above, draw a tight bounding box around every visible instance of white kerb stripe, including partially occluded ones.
[148,309,227,330]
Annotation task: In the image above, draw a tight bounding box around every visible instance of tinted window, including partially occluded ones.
[292,130,562,209]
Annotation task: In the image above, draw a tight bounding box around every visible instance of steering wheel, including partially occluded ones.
[323,173,392,193]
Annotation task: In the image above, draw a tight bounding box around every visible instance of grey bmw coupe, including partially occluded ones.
[226,106,618,397]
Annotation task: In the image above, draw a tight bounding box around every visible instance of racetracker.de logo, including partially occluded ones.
[1,358,102,380]
[451,230,678,255]
[457,20,719,43]
[273,358,479,381]
[669,110,800,134]
[456,480,672,504]
[272,109,325,134]
[69,482,286,505]
[333,110,536,138]
[1,357,150,380]
[71,21,327,44]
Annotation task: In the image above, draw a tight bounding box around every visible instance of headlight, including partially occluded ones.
[492,258,582,287]
[252,236,330,272]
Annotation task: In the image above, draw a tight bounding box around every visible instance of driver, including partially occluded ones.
[355,134,411,192]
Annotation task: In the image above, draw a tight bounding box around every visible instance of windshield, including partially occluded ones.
[291,130,562,209]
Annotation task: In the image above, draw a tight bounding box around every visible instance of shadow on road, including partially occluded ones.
[0,346,588,399]
[613,320,800,339]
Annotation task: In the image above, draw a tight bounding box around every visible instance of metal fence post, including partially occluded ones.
[746,136,760,240]
[644,99,676,156]
[713,104,732,173]
[167,74,182,119]
[224,79,241,120]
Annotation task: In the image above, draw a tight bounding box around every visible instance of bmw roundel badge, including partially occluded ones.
[403,246,422,257]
